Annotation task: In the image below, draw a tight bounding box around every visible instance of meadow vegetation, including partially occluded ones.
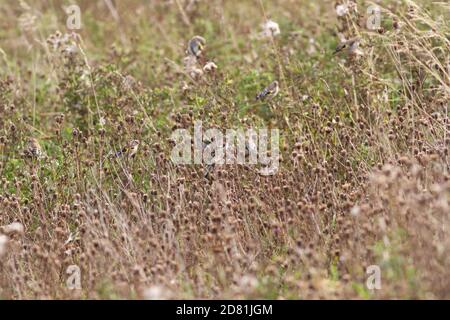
[0,0,449,299]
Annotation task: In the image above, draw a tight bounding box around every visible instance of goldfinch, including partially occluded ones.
[256,80,279,100]
[333,37,363,56]
[203,139,224,179]
[113,140,140,159]
[187,36,206,58]
[25,138,44,159]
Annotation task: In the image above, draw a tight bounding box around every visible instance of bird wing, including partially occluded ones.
[256,87,269,100]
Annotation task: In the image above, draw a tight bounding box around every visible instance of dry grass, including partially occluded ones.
[0,0,449,299]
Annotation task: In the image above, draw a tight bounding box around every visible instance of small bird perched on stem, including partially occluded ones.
[256,80,279,101]
[112,140,140,159]
[187,36,206,58]
[333,37,363,56]
[25,138,44,159]
[202,139,216,179]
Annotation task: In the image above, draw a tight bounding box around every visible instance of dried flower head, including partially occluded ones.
[260,20,281,38]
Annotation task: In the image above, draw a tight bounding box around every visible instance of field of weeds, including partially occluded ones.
[0,0,449,299]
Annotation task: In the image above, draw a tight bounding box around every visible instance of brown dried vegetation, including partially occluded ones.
[0,0,449,299]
